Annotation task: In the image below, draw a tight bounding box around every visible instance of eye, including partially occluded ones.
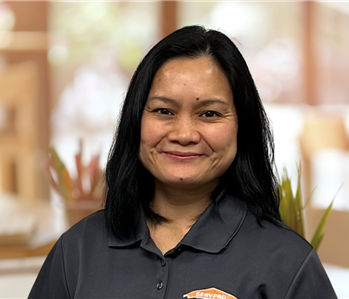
[201,111,221,118]
[154,108,173,115]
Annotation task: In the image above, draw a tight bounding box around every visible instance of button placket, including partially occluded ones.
[155,257,169,298]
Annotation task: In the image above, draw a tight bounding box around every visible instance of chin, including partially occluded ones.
[160,175,216,188]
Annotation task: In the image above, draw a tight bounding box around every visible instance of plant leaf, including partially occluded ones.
[302,186,316,210]
[279,168,301,234]
[75,153,85,200]
[49,147,73,201]
[310,199,333,251]
[44,160,60,194]
[311,233,324,252]
[310,185,342,250]
[295,163,304,236]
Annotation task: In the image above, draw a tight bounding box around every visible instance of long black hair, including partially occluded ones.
[104,25,281,239]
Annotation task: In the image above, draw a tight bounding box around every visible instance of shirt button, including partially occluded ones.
[161,260,166,267]
[156,281,164,290]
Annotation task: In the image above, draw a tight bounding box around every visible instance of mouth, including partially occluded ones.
[163,151,203,160]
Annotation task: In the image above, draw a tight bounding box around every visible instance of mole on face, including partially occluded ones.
[179,178,183,181]
[196,97,200,101]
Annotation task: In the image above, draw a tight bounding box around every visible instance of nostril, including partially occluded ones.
[167,129,201,145]
[168,134,200,145]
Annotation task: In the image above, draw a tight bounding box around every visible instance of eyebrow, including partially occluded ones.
[148,96,230,108]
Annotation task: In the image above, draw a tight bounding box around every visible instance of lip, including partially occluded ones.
[163,151,202,160]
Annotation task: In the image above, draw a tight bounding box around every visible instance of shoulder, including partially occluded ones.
[57,210,109,283]
[217,194,313,261]
[28,211,109,298]
[240,210,312,254]
[231,210,314,279]
[60,210,108,249]
[229,211,337,298]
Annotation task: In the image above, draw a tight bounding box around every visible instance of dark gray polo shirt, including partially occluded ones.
[29,193,337,299]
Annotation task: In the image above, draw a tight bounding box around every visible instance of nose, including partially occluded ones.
[167,117,201,145]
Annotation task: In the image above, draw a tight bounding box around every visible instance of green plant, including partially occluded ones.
[278,164,337,251]
[45,143,104,202]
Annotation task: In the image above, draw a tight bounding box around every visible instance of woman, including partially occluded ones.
[29,26,336,299]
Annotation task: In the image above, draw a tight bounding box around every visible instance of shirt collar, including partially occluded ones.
[108,209,147,247]
[179,190,247,253]
[108,190,247,253]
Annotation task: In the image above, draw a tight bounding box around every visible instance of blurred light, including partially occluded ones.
[71,20,89,38]
[321,1,349,16]
[48,45,68,66]
[119,45,142,72]
[269,38,299,80]
[0,4,15,31]
[272,56,298,80]
[83,2,107,21]
[51,66,126,131]
[312,149,348,211]
[256,75,282,101]
[210,2,269,46]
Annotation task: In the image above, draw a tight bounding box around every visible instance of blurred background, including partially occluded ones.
[0,1,348,297]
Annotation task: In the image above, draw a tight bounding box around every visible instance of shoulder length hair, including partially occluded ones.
[104,25,281,239]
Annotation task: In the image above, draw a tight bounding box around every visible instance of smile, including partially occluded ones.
[163,151,202,160]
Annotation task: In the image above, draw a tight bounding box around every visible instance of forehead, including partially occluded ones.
[148,56,232,101]
[154,55,224,78]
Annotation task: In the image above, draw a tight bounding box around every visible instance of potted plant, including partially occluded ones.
[278,164,338,251]
[45,142,104,227]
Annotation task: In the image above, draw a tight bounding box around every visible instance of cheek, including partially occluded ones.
[216,128,238,173]
[139,118,150,162]
[140,118,166,149]
[205,125,238,153]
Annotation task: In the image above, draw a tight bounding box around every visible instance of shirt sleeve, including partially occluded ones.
[284,249,337,299]
[28,236,71,299]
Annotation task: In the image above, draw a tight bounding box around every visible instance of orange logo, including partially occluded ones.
[183,287,238,299]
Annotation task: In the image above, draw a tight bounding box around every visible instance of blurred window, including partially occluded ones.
[178,2,304,104]
[49,2,160,170]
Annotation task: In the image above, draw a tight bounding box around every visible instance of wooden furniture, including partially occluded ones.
[0,62,40,202]
[1,1,50,200]
[0,240,56,260]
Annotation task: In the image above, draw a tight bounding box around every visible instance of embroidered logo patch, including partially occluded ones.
[183,287,238,299]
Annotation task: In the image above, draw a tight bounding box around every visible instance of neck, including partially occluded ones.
[150,180,217,225]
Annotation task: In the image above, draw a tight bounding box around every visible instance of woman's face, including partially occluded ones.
[139,56,238,190]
